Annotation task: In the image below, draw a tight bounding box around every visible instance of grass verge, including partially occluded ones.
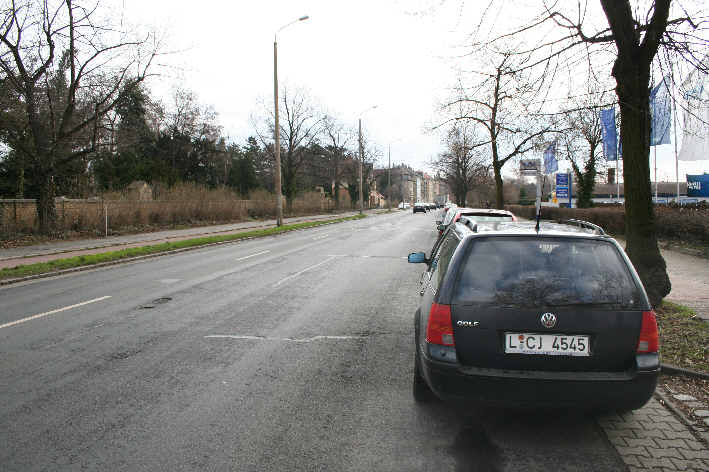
[0,214,366,281]
[656,301,709,373]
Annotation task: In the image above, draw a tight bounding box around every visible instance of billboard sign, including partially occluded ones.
[687,174,709,197]
[520,159,541,174]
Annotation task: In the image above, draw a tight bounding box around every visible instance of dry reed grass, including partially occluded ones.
[0,184,343,237]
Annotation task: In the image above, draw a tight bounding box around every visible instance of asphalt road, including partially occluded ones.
[0,211,626,471]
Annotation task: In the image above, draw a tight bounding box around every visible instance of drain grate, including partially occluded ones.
[140,297,172,309]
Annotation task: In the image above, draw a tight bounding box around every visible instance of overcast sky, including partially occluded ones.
[121,0,708,182]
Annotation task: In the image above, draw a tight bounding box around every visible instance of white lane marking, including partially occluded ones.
[327,254,408,260]
[158,278,180,284]
[0,296,112,330]
[205,334,363,343]
[312,234,329,241]
[273,256,337,287]
[235,250,270,262]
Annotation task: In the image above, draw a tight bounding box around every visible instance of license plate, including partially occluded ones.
[505,333,590,356]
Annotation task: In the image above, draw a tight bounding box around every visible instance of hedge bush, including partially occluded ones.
[505,203,709,244]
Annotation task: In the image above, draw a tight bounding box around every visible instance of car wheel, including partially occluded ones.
[413,349,434,403]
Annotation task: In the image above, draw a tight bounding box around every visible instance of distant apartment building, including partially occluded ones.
[374,165,448,204]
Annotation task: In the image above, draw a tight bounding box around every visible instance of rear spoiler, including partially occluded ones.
[458,216,478,233]
[564,219,606,235]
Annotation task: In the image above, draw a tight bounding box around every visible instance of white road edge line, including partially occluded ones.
[205,334,363,343]
[235,250,270,261]
[0,295,112,330]
[273,256,337,287]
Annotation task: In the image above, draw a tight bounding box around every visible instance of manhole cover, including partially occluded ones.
[140,297,172,309]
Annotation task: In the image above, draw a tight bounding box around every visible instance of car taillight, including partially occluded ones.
[426,303,455,346]
[637,310,659,353]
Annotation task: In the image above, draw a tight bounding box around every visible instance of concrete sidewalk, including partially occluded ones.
[0,211,365,269]
[662,247,709,321]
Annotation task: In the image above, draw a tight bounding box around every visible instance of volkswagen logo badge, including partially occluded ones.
[540,312,557,329]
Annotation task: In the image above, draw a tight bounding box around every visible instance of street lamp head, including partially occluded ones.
[277,15,310,36]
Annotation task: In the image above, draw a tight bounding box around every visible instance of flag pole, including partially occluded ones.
[616,157,620,203]
[654,146,658,201]
[672,74,680,203]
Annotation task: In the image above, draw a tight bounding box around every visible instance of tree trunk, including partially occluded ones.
[615,61,671,306]
[37,170,57,234]
[493,162,504,209]
[333,182,340,210]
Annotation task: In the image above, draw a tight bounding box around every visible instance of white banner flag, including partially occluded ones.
[678,71,709,161]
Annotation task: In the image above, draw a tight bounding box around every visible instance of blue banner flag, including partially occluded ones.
[687,173,709,197]
[543,142,558,174]
[600,108,617,161]
[650,77,671,145]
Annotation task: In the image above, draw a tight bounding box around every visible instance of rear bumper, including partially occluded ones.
[420,352,659,410]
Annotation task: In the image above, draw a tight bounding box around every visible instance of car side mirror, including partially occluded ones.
[408,252,427,264]
[437,224,446,232]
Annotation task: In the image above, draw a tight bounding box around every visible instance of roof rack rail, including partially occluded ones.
[563,219,606,235]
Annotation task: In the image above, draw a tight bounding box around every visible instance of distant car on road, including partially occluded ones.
[407,220,659,410]
[413,202,426,213]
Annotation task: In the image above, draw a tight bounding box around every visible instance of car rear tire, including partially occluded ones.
[413,350,435,403]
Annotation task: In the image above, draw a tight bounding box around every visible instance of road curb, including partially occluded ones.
[661,363,709,380]
[0,215,369,287]
[654,389,709,446]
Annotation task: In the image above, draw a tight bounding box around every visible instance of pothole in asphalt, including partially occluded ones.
[139,297,172,309]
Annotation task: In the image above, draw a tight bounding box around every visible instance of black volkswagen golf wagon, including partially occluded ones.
[408,220,660,410]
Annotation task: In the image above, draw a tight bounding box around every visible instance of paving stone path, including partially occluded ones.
[598,398,708,471]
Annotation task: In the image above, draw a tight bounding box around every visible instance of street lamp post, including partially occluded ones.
[357,105,378,215]
[387,137,404,212]
[274,15,309,226]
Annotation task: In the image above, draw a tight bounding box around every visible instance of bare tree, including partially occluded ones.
[321,115,354,210]
[433,122,490,206]
[480,0,709,305]
[0,0,159,232]
[254,86,323,213]
[447,51,556,209]
[560,90,611,208]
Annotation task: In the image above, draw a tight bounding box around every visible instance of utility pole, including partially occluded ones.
[356,105,378,215]
[401,166,404,204]
[358,118,364,214]
[387,145,391,211]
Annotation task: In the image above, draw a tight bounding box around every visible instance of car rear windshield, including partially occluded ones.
[452,237,644,309]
